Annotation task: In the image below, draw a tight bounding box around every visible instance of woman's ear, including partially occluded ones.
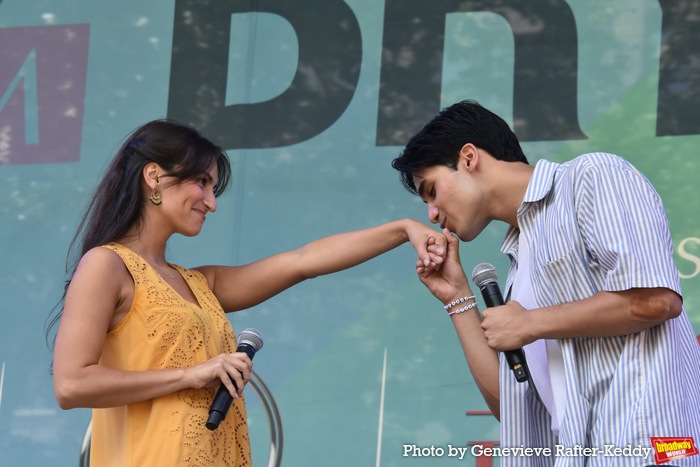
[458,143,480,172]
[142,163,161,190]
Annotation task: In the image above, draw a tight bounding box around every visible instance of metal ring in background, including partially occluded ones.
[249,370,284,467]
[78,418,91,467]
[78,370,283,467]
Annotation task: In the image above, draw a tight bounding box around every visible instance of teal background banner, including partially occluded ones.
[1,1,699,465]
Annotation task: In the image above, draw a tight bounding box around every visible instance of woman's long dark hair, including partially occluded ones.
[46,119,232,347]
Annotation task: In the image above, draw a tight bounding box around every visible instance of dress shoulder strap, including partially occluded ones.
[101,242,149,282]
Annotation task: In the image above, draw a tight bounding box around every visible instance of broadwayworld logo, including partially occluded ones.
[650,437,698,465]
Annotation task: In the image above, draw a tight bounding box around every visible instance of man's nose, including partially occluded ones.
[428,205,438,224]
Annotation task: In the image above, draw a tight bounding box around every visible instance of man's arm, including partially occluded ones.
[417,229,500,418]
[480,287,682,351]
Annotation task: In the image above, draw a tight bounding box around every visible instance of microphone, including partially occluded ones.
[206,328,264,430]
[471,263,529,383]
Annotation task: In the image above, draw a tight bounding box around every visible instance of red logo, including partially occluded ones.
[650,437,698,464]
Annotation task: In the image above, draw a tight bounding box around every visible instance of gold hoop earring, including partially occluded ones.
[150,185,162,205]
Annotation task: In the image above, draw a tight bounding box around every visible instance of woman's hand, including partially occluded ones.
[187,352,253,399]
[405,220,447,273]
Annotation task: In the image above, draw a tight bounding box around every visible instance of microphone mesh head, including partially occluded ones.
[238,328,264,351]
[472,262,498,288]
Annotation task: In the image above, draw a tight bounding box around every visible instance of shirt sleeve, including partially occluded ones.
[575,155,682,296]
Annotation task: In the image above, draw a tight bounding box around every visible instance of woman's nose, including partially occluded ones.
[204,191,217,213]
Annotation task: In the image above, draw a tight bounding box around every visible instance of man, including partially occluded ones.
[392,100,700,466]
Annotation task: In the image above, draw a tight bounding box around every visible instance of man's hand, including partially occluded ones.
[406,221,447,273]
[480,300,534,350]
[416,228,474,304]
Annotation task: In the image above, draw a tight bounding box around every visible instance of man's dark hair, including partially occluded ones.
[391,100,529,194]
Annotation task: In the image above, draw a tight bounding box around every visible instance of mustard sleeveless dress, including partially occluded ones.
[90,243,251,467]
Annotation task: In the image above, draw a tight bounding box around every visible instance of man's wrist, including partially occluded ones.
[443,294,476,311]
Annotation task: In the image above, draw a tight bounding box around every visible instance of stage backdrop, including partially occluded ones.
[1,0,699,465]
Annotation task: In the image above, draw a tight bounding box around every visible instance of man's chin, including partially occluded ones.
[455,230,478,242]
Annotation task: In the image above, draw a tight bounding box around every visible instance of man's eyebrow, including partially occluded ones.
[415,178,425,198]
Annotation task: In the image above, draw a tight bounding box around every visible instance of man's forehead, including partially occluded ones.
[412,167,430,184]
[412,171,428,197]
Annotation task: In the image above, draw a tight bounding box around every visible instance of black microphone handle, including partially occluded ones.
[205,343,257,430]
[479,281,504,308]
[479,282,530,383]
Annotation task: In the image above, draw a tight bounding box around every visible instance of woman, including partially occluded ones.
[50,120,446,466]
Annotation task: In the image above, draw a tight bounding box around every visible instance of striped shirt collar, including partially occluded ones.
[500,159,560,258]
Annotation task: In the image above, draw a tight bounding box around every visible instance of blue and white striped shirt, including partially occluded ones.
[498,153,700,466]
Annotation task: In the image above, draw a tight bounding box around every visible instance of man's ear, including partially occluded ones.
[458,143,480,172]
[142,163,162,190]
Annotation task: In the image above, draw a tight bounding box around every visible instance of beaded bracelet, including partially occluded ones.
[443,295,476,311]
[447,301,478,316]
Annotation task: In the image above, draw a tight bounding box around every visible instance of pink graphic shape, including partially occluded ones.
[0,24,90,165]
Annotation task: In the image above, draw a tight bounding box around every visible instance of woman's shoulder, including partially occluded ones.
[68,246,132,301]
[77,244,130,276]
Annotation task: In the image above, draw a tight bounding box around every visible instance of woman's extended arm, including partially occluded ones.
[198,219,446,312]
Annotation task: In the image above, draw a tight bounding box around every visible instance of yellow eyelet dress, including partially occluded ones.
[89,243,251,466]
